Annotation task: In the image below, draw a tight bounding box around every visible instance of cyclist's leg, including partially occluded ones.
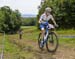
[40,24,45,47]
[48,24,54,30]
[48,24,58,36]
[40,24,45,39]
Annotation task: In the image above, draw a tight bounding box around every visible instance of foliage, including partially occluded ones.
[38,0,75,29]
[22,17,36,26]
[0,6,22,33]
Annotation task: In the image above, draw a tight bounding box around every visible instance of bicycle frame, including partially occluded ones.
[38,25,58,52]
[43,26,49,44]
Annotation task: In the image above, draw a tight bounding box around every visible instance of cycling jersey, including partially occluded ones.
[39,13,54,30]
[39,13,53,24]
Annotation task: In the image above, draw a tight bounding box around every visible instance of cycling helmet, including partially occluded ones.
[45,7,52,12]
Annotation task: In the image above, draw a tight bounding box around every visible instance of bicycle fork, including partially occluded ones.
[40,29,49,48]
[43,31,49,44]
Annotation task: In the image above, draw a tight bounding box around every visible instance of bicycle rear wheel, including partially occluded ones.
[46,32,59,52]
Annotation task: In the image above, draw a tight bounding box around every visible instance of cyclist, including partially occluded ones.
[38,7,58,48]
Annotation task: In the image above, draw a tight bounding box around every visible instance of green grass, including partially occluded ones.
[57,29,75,35]
[0,34,20,59]
[22,26,75,35]
[21,26,75,45]
[59,38,75,45]
[22,26,75,47]
[4,38,19,53]
[0,34,19,53]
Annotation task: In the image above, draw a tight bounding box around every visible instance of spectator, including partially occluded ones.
[18,29,23,40]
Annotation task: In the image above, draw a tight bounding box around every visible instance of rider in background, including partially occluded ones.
[38,7,58,47]
[18,29,23,40]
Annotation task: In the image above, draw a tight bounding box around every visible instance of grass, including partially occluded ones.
[57,29,75,35]
[4,38,19,53]
[0,34,3,53]
[0,26,75,59]
[59,38,75,47]
[21,26,75,35]
[21,26,75,49]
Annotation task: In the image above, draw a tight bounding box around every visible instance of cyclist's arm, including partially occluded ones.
[38,15,43,24]
[51,15,57,25]
[38,19,41,24]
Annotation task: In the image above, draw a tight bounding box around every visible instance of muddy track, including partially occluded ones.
[25,40,75,59]
[7,36,75,59]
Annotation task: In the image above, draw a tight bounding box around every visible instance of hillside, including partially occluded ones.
[21,14,37,18]
[0,26,75,59]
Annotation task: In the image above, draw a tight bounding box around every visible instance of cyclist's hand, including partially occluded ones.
[38,21,41,24]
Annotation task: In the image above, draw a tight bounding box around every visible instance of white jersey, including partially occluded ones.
[40,13,53,23]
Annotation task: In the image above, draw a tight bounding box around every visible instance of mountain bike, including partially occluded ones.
[38,25,59,52]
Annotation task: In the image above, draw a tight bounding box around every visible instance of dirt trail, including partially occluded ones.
[8,36,75,59]
[1,28,75,59]
[23,40,75,59]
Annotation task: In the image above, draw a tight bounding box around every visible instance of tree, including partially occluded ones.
[38,0,75,29]
[0,6,22,33]
[22,18,36,26]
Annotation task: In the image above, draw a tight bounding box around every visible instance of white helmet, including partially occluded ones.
[45,7,52,12]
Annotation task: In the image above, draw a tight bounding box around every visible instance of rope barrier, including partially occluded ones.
[0,32,5,59]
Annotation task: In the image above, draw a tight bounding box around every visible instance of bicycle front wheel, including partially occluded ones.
[38,33,44,50]
[46,32,59,52]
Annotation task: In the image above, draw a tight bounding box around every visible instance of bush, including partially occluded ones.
[38,0,75,29]
[0,6,22,33]
[22,18,36,26]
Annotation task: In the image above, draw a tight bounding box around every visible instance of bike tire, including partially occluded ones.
[46,32,59,52]
[38,33,44,50]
